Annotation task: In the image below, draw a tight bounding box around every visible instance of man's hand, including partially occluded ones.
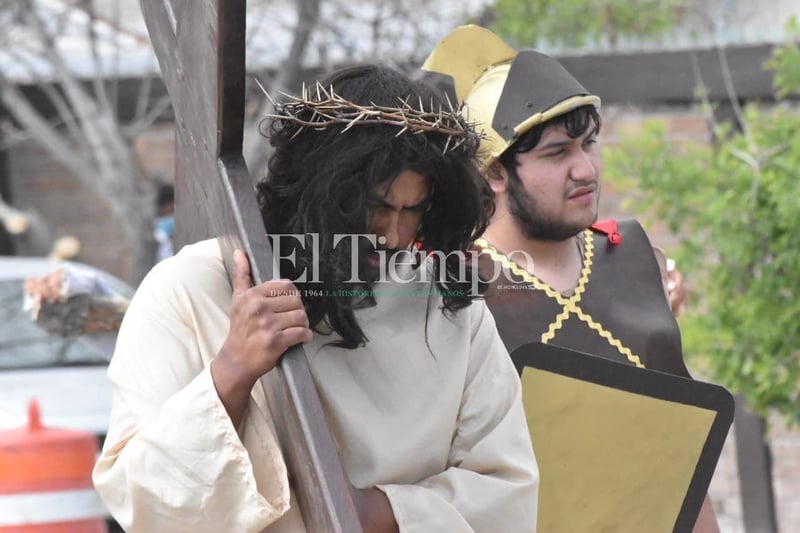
[211,250,313,427]
[653,247,689,318]
[219,250,312,380]
[666,265,688,317]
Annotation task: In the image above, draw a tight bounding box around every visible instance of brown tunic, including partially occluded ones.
[477,219,690,377]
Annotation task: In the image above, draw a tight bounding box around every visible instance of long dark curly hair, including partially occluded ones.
[256,64,493,348]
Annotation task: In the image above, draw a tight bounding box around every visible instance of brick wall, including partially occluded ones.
[132,124,176,186]
[771,414,800,533]
[7,140,129,276]
[5,124,175,281]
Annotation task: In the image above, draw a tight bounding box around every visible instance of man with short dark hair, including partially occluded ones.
[423,25,720,532]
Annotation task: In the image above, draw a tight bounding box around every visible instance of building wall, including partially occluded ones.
[5,123,175,281]
[771,414,800,532]
[7,139,128,274]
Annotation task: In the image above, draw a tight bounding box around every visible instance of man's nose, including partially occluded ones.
[379,216,401,250]
[570,151,597,181]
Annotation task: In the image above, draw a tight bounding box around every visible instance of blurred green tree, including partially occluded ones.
[491,0,687,48]
[604,23,800,425]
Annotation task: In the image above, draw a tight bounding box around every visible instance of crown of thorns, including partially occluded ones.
[262,81,483,154]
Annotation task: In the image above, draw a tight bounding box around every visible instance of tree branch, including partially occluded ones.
[0,77,94,181]
[27,1,134,194]
[243,0,320,177]
[122,91,172,139]
[81,0,119,125]
[0,44,86,146]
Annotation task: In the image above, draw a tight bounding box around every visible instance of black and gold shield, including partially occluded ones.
[512,342,734,532]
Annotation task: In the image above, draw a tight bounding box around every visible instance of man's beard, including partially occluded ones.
[507,173,597,242]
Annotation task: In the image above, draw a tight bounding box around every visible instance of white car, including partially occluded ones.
[0,256,133,436]
[0,256,133,530]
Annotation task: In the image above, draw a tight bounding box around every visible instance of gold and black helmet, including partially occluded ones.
[422,25,601,168]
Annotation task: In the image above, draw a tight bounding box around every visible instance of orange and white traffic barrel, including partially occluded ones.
[0,400,108,532]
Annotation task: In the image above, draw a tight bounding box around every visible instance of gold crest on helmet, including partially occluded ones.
[422,25,601,168]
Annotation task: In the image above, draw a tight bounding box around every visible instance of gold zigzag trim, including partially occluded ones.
[573,307,645,368]
[542,307,571,343]
[474,237,560,298]
[475,232,646,368]
[573,230,593,300]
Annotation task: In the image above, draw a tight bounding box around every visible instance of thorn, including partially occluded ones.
[443,135,452,153]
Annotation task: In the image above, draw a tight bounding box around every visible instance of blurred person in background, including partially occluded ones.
[154,183,175,262]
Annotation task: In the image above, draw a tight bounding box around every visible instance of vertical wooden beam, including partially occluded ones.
[138,1,362,530]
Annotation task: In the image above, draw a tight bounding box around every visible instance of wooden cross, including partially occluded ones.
[138,1,362,530]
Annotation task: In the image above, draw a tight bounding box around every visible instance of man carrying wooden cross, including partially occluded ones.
[92,64,539,532]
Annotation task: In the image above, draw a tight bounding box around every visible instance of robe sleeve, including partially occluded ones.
[92,255,290,533]
[377,302,539,532]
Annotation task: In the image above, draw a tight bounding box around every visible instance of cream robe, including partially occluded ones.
[93,239,538,532]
